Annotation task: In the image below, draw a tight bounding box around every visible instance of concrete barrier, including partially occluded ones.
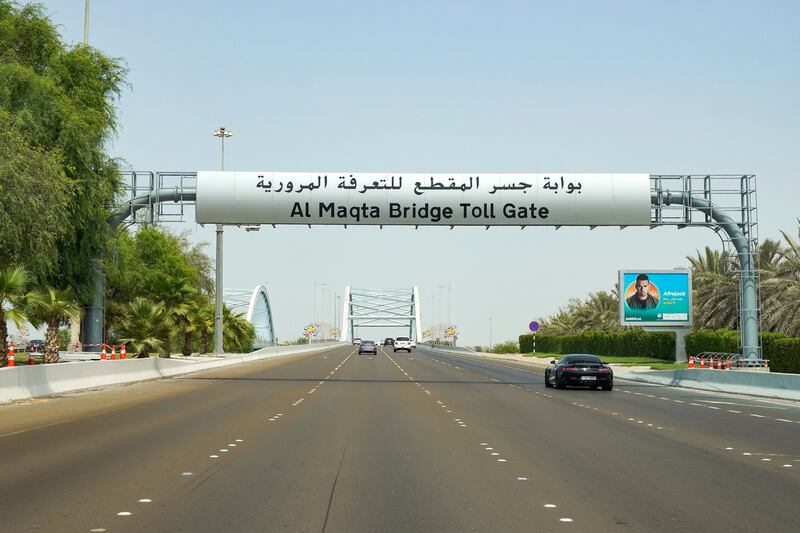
[616,368,800,401]
[0,342,345,403]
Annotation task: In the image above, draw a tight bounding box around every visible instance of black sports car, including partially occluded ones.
[545,354,613,390]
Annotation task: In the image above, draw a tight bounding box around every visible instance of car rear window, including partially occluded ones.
[396,337,409,341]
[561,355,602,364]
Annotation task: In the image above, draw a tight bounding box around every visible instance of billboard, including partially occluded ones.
[618,270,692,327]
[195,172,651,226]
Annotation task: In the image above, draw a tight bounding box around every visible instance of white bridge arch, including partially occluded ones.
[224,285,276,348]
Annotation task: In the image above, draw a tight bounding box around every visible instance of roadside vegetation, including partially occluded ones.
[0,3,253,364]
[512,224,800,373]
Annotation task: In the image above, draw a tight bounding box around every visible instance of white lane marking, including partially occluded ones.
[489,378,500,382]
[90,529,107,532]
[116,512,132,516]
[138,498,152,503]
[544,504,557,508]
[517,477,528,481]
[497,458,507,462]
[182,472,193,476]
[762,458,772,461]
[480,442,488,445]
[783,464,793,468]
[725,447,734,450]
[673,400,685,403]
[559,518,574,522]
[776,419,793,423]
[690,403,703,407]
[485,447,494,450]
[728,410,742,414]
[220,449,229,452]
[209,455,219,458]
[742,452,752,456]
[750,414,765,418]
[491,452,500,456]
[228,443,237,447]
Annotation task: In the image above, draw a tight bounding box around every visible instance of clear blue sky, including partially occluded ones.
[32,0,800,346]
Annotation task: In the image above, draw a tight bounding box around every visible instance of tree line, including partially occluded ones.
[540,224,800,336]
[0,2,254,363]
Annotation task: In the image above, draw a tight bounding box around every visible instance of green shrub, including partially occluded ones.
[766,338,800,373]
[520,330,675,360]
[685,329,739,355]
[491,341,519,354]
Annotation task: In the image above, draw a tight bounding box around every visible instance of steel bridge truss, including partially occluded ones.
[339,287,422,342]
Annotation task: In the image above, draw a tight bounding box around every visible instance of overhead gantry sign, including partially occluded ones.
[195,172,651,227]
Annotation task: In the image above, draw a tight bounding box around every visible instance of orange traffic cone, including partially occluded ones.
[688,355,695,369]
[7,341,14,367]
[120,344,127,360]
[110,345,116,360]
[716,358,723,370]
[699,357,705,369]
[725,358,731,370]
[101,343,107,361]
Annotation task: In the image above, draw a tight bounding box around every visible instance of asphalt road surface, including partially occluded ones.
[1,344,798,532]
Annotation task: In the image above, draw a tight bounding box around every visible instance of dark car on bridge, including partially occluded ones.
[383,338,394,346]
[545,354,613,390]
[358,340,377,355]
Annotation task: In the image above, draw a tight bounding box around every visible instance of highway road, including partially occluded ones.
[1,344,798,532]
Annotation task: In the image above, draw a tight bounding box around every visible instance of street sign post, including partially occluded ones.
[528,321,540,355]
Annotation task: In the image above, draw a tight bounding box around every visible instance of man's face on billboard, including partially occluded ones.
[634,280,649,300]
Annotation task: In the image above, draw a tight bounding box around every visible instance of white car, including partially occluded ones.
[393,336,413,352]
[353,338,362,345]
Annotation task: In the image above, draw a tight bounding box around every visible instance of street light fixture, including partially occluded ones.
[212,126,232,354]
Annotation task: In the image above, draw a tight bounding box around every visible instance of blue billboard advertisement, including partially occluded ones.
[618,270,692,326]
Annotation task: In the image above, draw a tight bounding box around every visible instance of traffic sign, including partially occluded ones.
[528,320,540,332]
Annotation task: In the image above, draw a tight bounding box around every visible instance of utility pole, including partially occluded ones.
[489,317,492,352]
[213,126,232,354]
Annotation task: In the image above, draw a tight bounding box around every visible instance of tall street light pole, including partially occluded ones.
[83,0,90,45]
[213,126,232,354]
[489,317,492,352]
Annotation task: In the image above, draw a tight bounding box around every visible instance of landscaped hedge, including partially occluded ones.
[685,329,739,355]
[686,329,800,374]
[519,329,675,361]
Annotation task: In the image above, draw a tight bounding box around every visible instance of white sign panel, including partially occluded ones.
[195,172,651,226]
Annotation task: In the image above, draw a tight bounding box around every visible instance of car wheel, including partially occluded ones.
[602,384,613,391]
[393,349,397,352]
[544,371,553,388]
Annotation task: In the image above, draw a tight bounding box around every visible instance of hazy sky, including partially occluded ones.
[29,0,800,346]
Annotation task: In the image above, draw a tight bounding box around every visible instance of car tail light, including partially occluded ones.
[599,367,612,373]
[564,367,578,371]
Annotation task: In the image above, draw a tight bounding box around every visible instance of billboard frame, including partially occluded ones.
[618,269,692,327]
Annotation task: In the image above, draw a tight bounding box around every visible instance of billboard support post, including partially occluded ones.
[643,326,690,363]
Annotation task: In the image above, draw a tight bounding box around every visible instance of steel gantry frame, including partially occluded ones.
[339,287,422,342]
[86,172,760,363]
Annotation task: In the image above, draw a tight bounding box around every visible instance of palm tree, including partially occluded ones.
[195,302,215,354]
[223,305,255,353]
[687,247,739,329]
[0,266,44,364]
[572,290,620,331]
[151,277,196,355]
[31,289,81,364]
[115,298,168,357]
